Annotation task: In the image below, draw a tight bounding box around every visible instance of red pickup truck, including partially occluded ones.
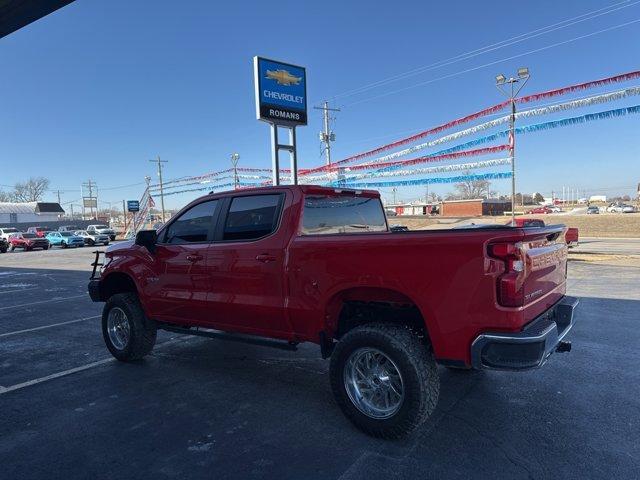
[88,185,578,438]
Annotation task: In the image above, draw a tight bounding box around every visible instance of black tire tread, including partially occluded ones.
[102,292,157,361]
[330,323,439,439]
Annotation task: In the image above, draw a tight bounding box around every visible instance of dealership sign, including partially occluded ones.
[127,200,140,212]
[254,56,307,125]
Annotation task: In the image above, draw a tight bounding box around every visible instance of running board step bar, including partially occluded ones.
[158,324,298,351]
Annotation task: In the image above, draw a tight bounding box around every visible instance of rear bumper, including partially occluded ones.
[470,296,579,370]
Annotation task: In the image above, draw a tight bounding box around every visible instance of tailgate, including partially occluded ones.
[489,226,567,309]
[522,228,567,305]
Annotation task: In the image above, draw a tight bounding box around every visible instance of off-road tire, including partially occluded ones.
[330,323,439,439]
[102,292,157,362]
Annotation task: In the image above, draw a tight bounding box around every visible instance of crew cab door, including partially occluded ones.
[144,199,221,325]
[205,192,292,338]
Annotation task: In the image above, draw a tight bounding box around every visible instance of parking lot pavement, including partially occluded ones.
[1,248,639,480]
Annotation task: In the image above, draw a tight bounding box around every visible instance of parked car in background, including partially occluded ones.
[586,206,600,214]
[8,232,50,251]
[75,230,110,246]
[46,231,85,248]
[548,206,562,213]
[87,224,116,241]
[525,206,553,214]
[0,227,21,241]
[0,237,8,253]
[58,225,81,232]
[27,226,54,237]
[622,205,636,213]
[384,209,397,217]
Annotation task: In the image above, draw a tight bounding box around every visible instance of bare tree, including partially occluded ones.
[428,192,440,203]
[0,190,13,202]
[448,172,494,199]
[12,177,50,202]
[533,192,545,204]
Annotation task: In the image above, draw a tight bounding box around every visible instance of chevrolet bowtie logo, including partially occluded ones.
[265,69,302,86]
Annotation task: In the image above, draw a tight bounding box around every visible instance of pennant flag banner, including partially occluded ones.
[518,70,640,104]
[333,158,511,184]
[517,86,640,120]
[300,145,511,183]
[359,85,640,165]
[368,104,640,169]
[312,70,640,170]
[159,182,263,197]
[337,171,513,189]
[516,104,640,135]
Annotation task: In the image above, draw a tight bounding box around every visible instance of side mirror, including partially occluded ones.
[135,230,157,253]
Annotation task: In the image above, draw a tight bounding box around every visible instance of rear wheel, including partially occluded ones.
[61,241,67,249]
[102,292,157,361]
[330,323,439,439]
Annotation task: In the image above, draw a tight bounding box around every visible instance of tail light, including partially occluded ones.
[489,241,528,307]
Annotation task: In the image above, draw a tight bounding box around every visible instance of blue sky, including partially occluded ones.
[1,0,639,208]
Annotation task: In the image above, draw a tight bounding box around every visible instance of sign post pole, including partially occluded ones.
[289,127,298,185]
[254,56,306,185]
[270,124,280,186]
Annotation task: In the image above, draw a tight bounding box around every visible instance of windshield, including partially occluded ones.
[60,232,74,237]
[22,233,37,238]
[94,225,109,229]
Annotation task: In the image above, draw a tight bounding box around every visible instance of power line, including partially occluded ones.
[329,0,639,102]
[343,17,640,108]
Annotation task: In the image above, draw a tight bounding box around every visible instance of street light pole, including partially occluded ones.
[495,68,530,225]
[230,153,240,190]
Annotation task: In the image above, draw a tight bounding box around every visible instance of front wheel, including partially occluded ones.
[102,293,157,361]
[330,323,439,439]
[61,242,67,249]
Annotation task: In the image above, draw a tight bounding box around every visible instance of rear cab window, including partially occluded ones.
[301,194,388,235]
[222,194,283,241]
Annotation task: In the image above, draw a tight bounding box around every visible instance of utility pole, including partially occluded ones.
[392,187,397,205]
[122,200,127,232]
[56,190,62,204]
[82,180,98,219]
[495,68,530,225]
[149,156,168,223]
[314,101,340,166]
[70,203,74,220]
[230,153,240,190]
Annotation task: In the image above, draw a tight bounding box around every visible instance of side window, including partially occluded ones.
[164,200,218,244]
[301,195,387,234]
[223,194,282,241]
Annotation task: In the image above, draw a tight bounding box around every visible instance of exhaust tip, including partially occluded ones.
[556,341,572,353]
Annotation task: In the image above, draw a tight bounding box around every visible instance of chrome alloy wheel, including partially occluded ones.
[107,307,131,351]
[344,347,404,419]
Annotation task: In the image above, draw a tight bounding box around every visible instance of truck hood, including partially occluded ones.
[106,240,134,254]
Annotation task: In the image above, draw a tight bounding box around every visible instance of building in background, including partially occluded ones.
[0,202,65,225]
[440,199,511,217]
[588,195,607,203]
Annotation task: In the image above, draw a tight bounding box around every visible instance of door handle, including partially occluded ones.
[186,254,202,262]
[255,253,276,263]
